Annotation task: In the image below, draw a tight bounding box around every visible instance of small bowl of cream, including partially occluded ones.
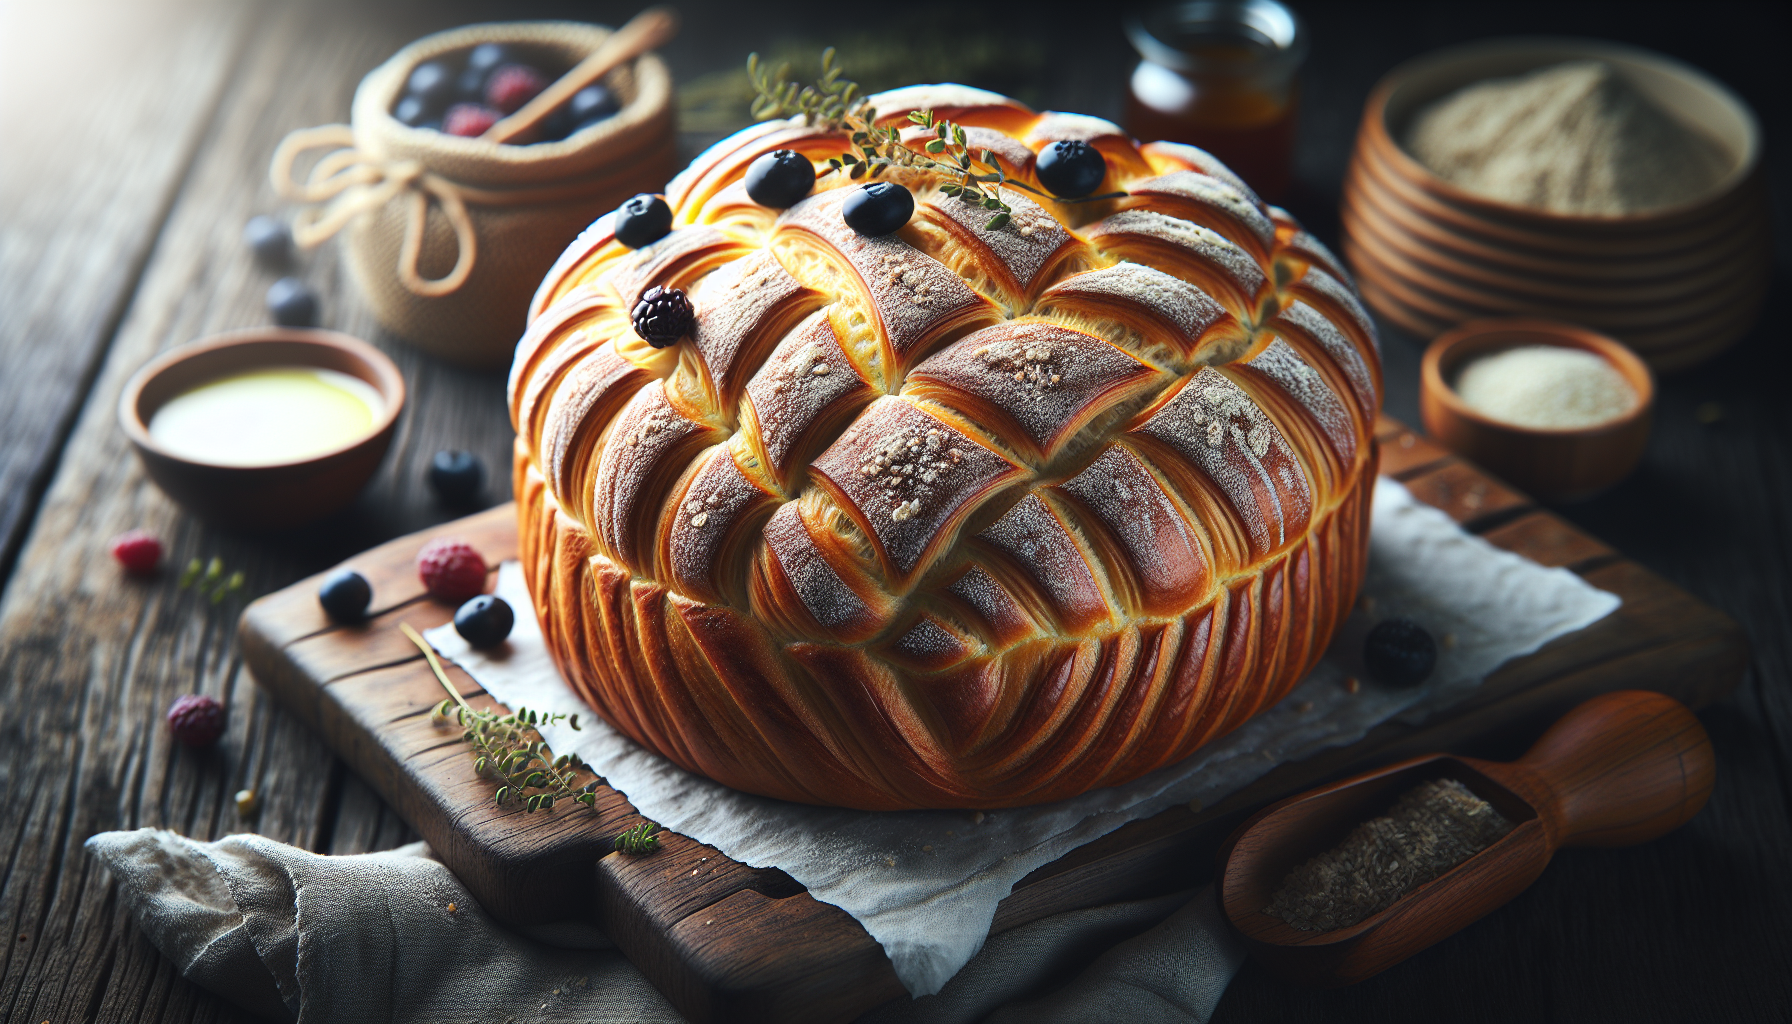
[1421,318,1653,501]
[120,328,405,530]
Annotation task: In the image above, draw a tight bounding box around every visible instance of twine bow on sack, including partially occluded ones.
[272,125,485,297]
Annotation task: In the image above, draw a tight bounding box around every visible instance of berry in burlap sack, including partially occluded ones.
[273,21,676,368]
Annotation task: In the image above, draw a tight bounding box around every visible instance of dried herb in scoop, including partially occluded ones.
[1264,778,1515,932]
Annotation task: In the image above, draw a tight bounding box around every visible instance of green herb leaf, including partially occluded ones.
[615,822,662,855]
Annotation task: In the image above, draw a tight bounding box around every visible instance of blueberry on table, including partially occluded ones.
[405,60,454,108]
[266,277,318,327]
[1364,617,1438,688]
[842,181,914,236]
[454,594,514,649]
[630,286,693,348]
[394,94,431,127]
[242,215,291,267]
[568,84,619,123]
[317,569,372,622]
[745,149,816,209]
[1035,140,1107,198]
[428,449,485,504]
[613,193,673,249]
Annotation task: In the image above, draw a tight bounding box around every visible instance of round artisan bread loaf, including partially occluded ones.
[509,85,1381,810]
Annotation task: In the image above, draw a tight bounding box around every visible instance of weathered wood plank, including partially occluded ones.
[0,0,247,591]
[0,3,522,1021]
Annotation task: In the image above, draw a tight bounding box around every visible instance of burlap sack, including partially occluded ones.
[273,21,675,368]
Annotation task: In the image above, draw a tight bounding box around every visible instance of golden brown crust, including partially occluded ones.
[510,89,1381,809]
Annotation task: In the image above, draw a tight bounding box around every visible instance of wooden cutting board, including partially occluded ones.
[239,416,1747,1024]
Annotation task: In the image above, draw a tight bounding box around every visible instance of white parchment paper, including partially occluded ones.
[426,477,1618,997]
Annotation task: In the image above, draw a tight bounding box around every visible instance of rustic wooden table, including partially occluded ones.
[1,1,1785,1021]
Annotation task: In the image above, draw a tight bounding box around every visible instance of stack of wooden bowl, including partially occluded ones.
[1342,38,1769,372]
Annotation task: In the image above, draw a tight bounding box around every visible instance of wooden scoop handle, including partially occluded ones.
[483,6,680,144]
[1498,690,1714,848]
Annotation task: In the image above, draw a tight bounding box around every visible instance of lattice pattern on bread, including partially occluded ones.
[510,86,1380,809]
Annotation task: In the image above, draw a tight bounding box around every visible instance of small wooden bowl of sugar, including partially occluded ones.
[1421,319,1652,501]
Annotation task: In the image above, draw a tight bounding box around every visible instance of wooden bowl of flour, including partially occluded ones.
[1420,318,1653,501]
[1342,37,1769,371]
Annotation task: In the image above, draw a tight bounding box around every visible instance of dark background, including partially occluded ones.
[0,1,1786,1020]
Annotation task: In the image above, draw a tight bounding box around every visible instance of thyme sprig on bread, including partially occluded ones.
[746,48,1122,229]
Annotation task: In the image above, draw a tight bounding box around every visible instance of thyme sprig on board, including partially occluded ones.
[614,821,662,855]
[746,48,1124,230]
[400,622,597,814]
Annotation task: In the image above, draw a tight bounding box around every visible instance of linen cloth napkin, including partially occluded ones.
[84,827,1237,1023]
[422,477,1619,996]
[85,476,1619,1021]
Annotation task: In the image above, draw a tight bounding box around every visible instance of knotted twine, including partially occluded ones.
[267,21,676,368]
[271,124,631,299]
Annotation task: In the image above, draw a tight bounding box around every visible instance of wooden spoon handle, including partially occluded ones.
[1514,690,1715,848]
[483,6,680,145]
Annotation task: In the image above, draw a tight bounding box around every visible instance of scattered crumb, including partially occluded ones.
[1344,676,1362,694]
[922,845,934,852]
[705,919,714,926]
[885,856,897,867]
[446,903,457,913]
[1294,700,1314,714]
[970,811,985,825]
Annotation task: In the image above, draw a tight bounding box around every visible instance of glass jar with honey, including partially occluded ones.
[1124,0,1308,201]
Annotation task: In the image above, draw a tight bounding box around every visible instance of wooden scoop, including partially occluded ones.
[1218,690,1714,986]
[482,6,680,145]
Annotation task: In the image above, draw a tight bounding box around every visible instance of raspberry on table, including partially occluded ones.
[417,537,487,601]
[166,694,226,748]
[442,103,500,138]
[110,530,163,575]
